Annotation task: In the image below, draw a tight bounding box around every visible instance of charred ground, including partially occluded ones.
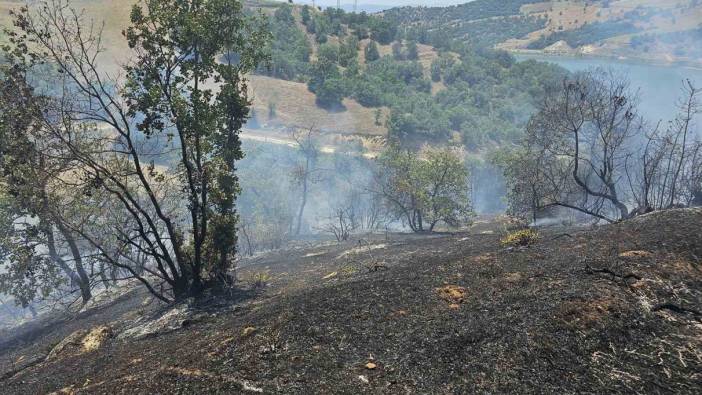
[1,209,701,394]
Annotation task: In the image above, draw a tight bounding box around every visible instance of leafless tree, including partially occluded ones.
[320,208,356,242]
[505,72,700,223]
[523,70,640,222]
[626,80,701,212]
[290,126,325,236]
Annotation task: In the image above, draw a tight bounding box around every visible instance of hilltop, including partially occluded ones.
[1,209,700,393]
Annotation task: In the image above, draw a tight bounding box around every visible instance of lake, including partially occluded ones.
[516,54,702,125]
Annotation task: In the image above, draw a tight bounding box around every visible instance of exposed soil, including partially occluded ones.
[1,209,701,394]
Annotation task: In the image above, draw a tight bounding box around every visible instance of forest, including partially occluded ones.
[257,4,564,147]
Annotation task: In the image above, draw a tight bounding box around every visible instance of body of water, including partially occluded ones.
[516,54,702,125]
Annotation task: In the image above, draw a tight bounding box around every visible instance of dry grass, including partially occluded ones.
[557,296,621,329]
[0,0,137,73]
[248,75,388,136]
[502,0,702,64]
[436,285,467,305]
[500,228,539,247]
[80,326,112,353]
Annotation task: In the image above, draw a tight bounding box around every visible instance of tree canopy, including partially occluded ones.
[0,0,269,304]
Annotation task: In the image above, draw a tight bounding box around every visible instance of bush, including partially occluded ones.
[501,229,539,247]
[354,83,383,107]
[364,40,380,62]
[315,78,346,109]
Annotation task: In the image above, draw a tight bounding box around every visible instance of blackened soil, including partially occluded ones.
[1,209,701,394]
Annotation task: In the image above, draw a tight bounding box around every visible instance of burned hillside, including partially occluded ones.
[1,209,700,393]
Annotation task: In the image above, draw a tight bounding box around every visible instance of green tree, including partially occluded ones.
[353,79,383,107]
[391,41,404,60]
[2,0,269,302]
[317,43,340,63]
[373,146,473,232]
[430,60,442,82]
[406,40,419,60]
[338,36,359,67]
[369,18,396,45]
[301,4,311,25]
[308,58,340,93]
[315,78,346,109]
[0,61,97,305]
[364,40,381,62]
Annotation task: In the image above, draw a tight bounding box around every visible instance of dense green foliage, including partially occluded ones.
[255,3,567,147]
[383,0,535,25]
[374,146,473,232]
[384,0,544,50]
[256,4,311,80]
[1,0,269,303]
[428,16,546,50]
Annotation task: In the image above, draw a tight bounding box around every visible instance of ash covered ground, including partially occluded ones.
[1,209,701,394]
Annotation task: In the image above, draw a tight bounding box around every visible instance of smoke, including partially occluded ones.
[530,217,565,227]
[236,133,381,254]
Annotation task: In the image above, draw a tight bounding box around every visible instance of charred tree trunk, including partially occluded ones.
[55,221,93,305]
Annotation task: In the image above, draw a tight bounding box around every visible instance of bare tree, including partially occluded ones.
[522,70,640,222]
[320,207,356,242]
[504,72,700,223]
[625,80,701,212]
[290,126,325,236]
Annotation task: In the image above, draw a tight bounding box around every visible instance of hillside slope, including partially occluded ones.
[386,0,702,65]
[1,209,701,393]
[0,0,388,136]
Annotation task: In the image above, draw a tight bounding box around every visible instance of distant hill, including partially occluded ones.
[384,0,702,65]
[0,0,569,146]
[6,0,694,147]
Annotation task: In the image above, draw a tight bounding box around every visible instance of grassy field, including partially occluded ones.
[0,0,135,74]
[248,75,388,136]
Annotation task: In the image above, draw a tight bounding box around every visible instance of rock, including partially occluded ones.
[47,330,87,360]
[242,326,257,337]
[118,303,204,340]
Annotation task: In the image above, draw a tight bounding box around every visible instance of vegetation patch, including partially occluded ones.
[80,326,113,353]
[500,228,539,247]
[436,285,467,305]
[527,21,639,49]
[618,250,653,259]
